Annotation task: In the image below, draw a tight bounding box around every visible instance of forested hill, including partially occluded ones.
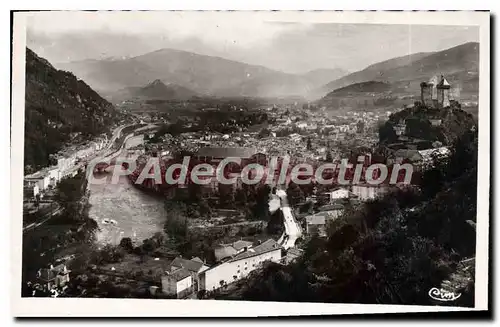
[378,104,476,145]
[227,129,478,306]
[24,48,116,171]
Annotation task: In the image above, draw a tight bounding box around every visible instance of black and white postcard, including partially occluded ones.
[10,10,490,317]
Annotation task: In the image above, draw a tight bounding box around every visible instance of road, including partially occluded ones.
[82,124,135,170]
[23,205,62,233]
[275,189,303,249]
[108,124,131,150]
[23,124,131,233]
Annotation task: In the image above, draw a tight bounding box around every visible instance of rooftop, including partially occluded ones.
[196,147,259,159]
[418,147,451,160]
[165,267,191,282]
[37,264,69,282]
[230,239,281,262]
[306,214,326,225]
[437,76,451,88]
[286,248,304,258]
[170,257,206,273]
[231,240,253,251]
[25,170,48,180]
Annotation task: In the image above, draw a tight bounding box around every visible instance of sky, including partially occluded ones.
[25,11,479,74]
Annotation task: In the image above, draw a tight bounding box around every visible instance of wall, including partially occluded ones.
[35,176,50,191]
[351,185,388,201]
[330,188,350,201]
[176,276,193,295]
[200,248,282,291]
[47,167,60,185]
[161,275,192,296]
[422,86,433,106]
[23,184,39,198]
[161,275,176,295]
[214,247,237,262]
[57,156,76,173]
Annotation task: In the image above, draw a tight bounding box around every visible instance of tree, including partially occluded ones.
[54,173,87,219]
[258,128,271,139]
[378,122,397,143]
[325,151,333,163]
[267,208,284,235]
[251,184,271,220]
[164,203,188,243]
[95,245,125,264]
[237,129,478,306]
[356,120,365,134]
[287,182,305,207]
[306,137,312,150]
[119,237,134,253]
[235,188,248,205]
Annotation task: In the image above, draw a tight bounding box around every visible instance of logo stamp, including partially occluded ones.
[428,287,461,302]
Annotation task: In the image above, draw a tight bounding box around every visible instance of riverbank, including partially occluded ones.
[22,172,99,296]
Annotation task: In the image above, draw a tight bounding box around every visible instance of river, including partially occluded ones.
[88,135,166,246]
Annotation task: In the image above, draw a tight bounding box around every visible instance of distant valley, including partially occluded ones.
[58,42,479,110]
[109,79,199,103]
[58,49,347,100]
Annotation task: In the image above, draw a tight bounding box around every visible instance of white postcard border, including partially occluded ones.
[10,10,490,317]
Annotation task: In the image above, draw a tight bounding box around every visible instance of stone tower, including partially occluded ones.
[420,75,440,108]
[436,75,451,108]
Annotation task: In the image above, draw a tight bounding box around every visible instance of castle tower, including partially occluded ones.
[428,75,440,108]
[436,75,451,108]
[420,76,438,107]
[419,82,428,106]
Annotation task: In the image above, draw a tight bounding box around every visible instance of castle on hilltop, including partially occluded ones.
[420,75,454,109]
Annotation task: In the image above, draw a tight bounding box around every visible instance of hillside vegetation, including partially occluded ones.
[233,129,478,306]
[378,104,476,145]
[24,48,116,171]
[323,42,479,97]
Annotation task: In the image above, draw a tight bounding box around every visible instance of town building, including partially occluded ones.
[23,165,62,199]
[305,214,327,236]
[161,267,193,298]
[387,146,450,171]
[195,147,257,163]
[214,240,254,262]
[23,181,39,199]
[169,256,210,291]
[393,123,406,136]
[417,147,451,168]
[429,118,443,127]
[36,264,70,291]
[386,149,422,166]
[199,239,282,292]
[351,184,389,201]
[46,166,61,186]
[52,150,77,173]
[321,188,358,204]
[24,170,51,192]
[316,203,346,220]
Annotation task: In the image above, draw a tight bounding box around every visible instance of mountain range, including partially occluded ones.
[57,42,478,103]
[322,42,479,98]
[58,48,348,100]
[110,79,198,103]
